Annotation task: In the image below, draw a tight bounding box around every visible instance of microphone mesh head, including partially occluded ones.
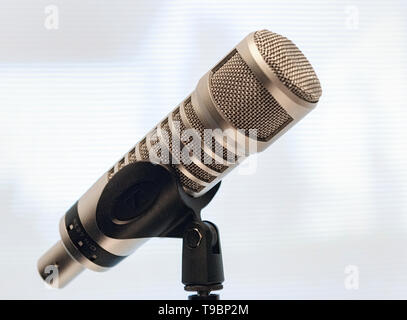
[209,29,321,141]
[210,51,293,141]
[254,29,322,103]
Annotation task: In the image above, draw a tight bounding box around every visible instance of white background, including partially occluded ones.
[0,0,406,299]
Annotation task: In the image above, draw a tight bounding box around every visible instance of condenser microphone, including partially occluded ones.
[38,29,322,288]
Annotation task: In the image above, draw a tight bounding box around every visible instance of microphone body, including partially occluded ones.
[38,30,322,288]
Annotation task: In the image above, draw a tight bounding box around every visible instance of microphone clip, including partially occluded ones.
[96,161,224,299]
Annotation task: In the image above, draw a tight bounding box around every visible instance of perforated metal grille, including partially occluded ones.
[183,99,204,135]
[129,125,203,193]
[108,167,115,180]
[155,127,173,164]
[201,150,227,173]
[254,29,322,103]
[210,51,293,141]
[118,157,125,170]
[161,118,215,184]
[128,147,136,163]
[184,99,237,161]
[139,138,149,160]
[160,119,176,162]
[174,167,204,193]
[173,109,227,174]
[180,161,214,183]
[150,128,159,145]
[172,108,186,133]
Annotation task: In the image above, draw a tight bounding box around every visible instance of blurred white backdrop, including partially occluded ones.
[0,0,406,299]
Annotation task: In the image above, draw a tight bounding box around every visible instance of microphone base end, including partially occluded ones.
[37,240,85,288]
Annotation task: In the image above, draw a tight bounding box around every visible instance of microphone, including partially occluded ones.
[38,29,322,288]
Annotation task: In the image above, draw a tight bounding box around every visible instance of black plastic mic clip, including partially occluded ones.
[96,161,224,299]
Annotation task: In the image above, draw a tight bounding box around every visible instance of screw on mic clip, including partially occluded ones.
[185,228,202,249]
